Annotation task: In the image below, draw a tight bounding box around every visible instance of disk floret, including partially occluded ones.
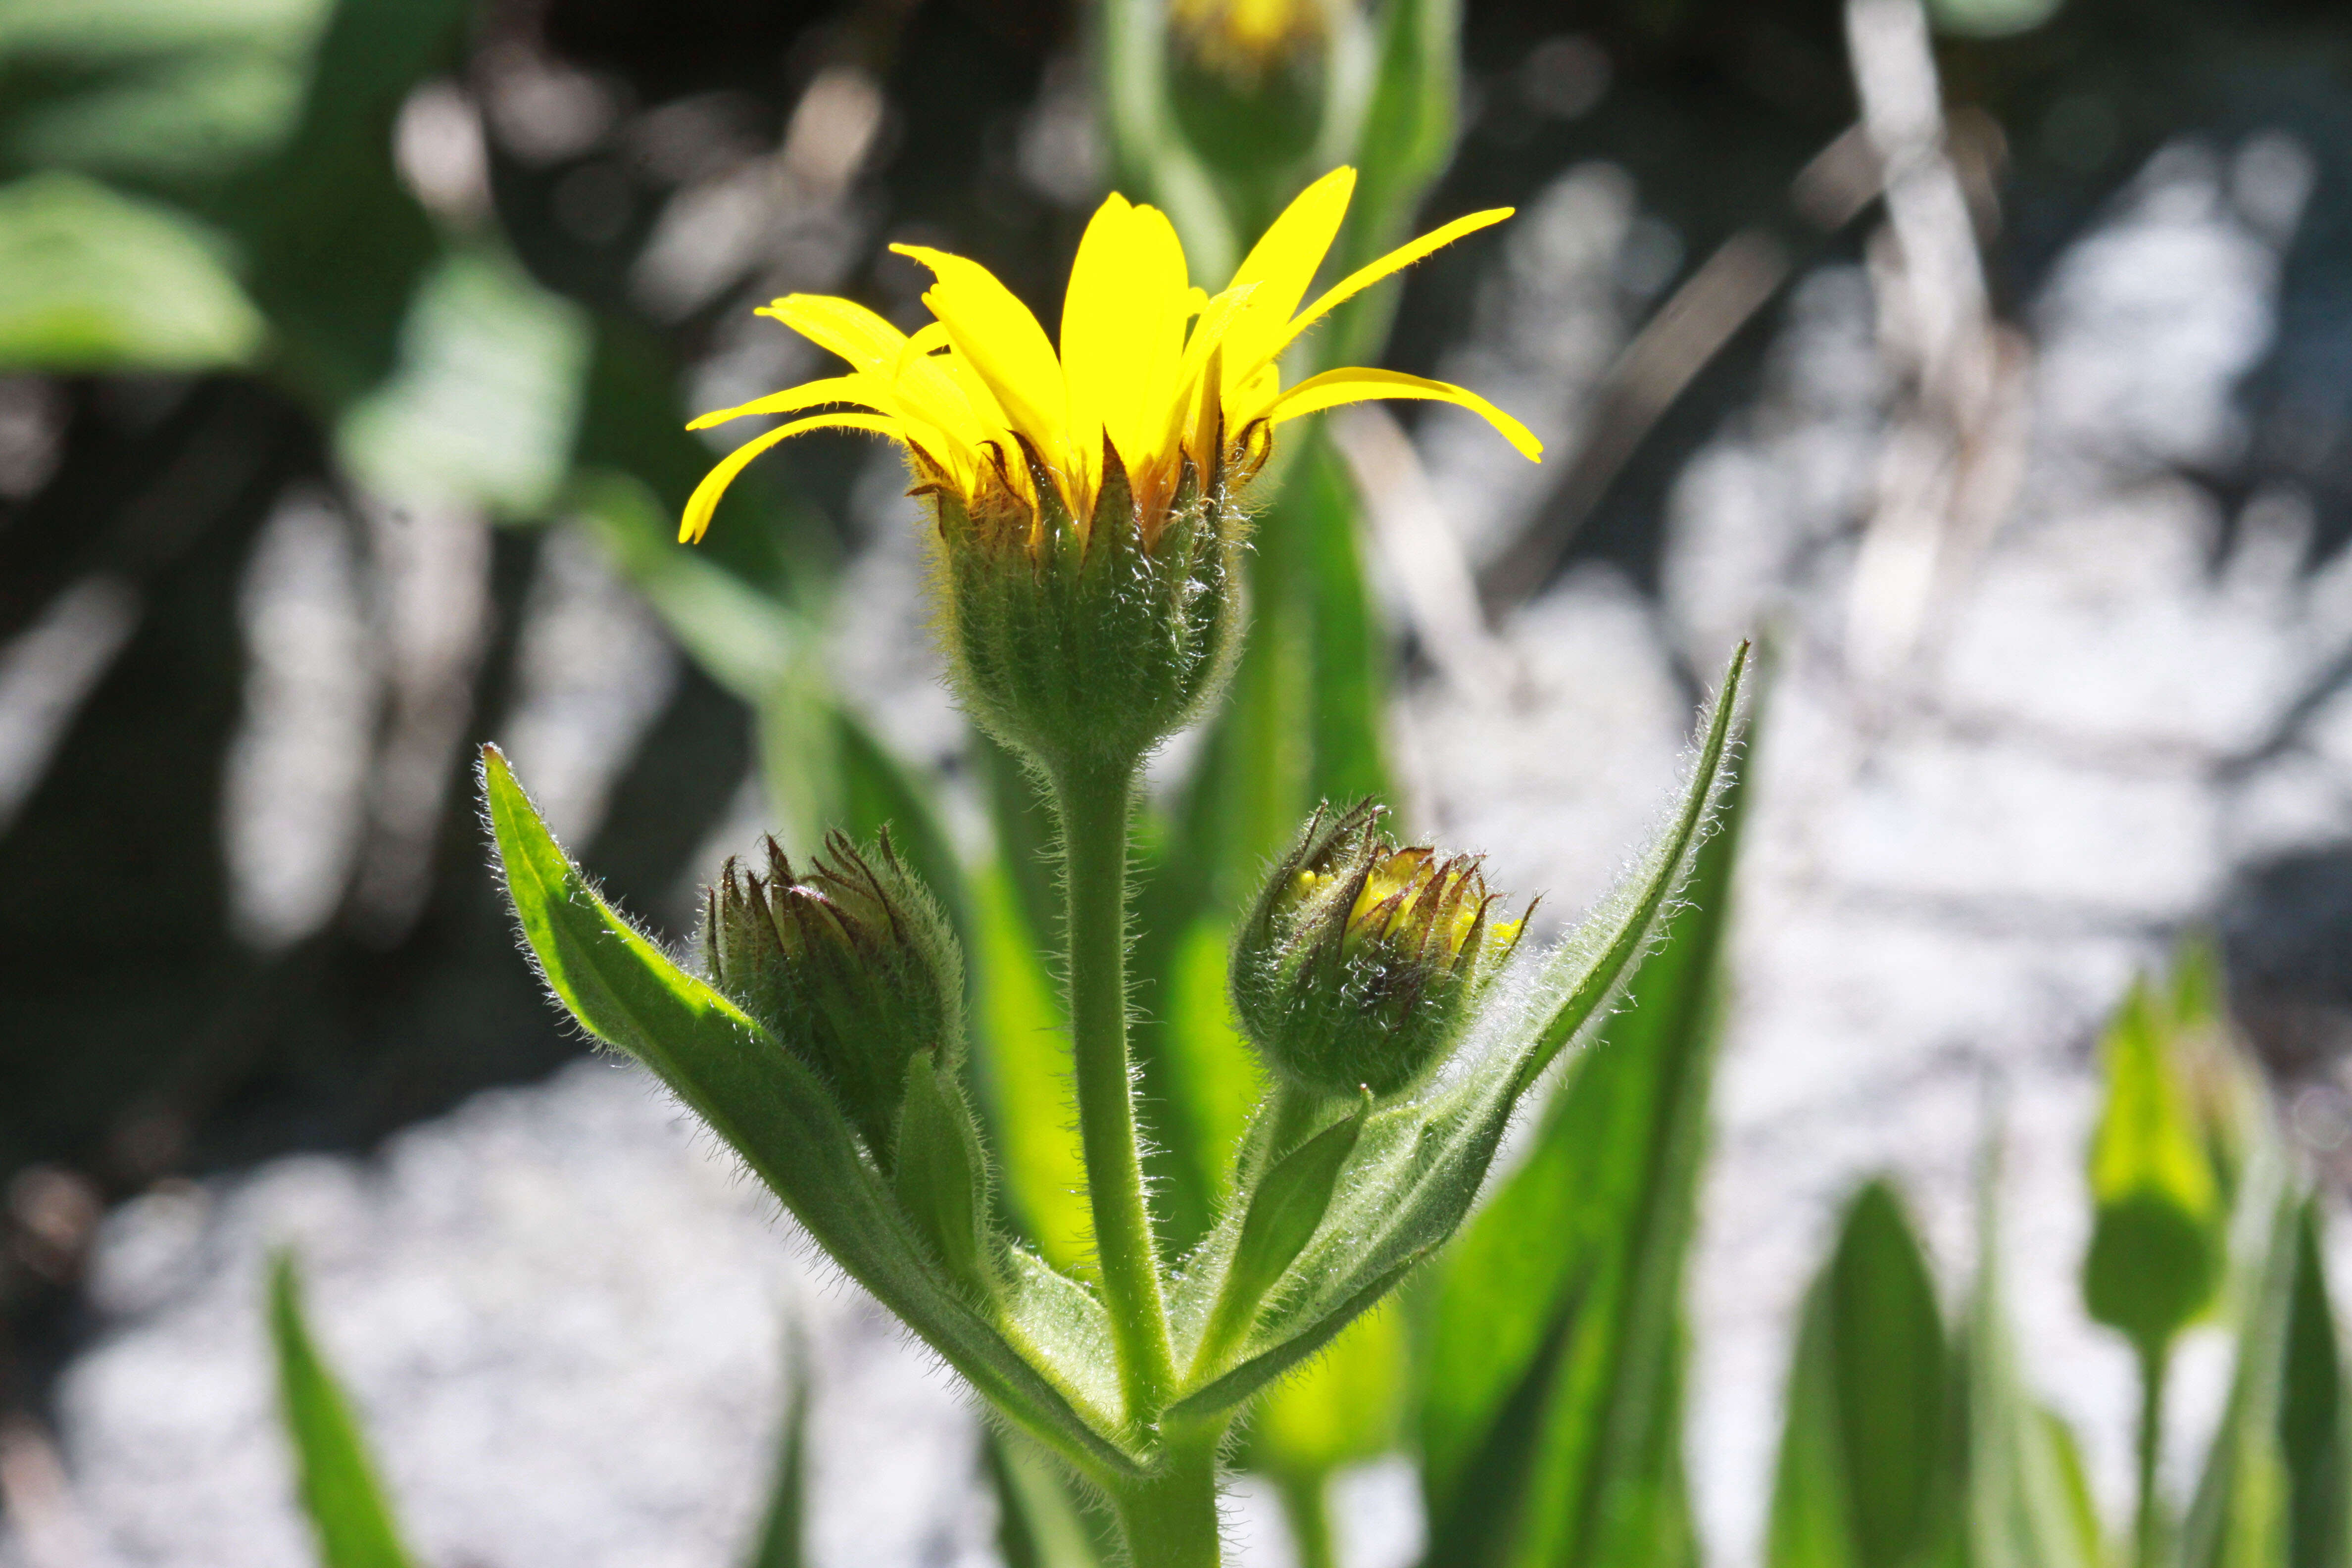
[1231,801,1529,1098]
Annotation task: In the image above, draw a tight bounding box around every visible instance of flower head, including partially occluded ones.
[679,165,1540,548]
[701,829,963,1167]
[1232,801,1530,1098]
[1170,0,1333,84]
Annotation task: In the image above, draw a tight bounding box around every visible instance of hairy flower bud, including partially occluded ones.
[938,438,1245,774]
[701,830,964,1165]
[1231,802,1529,1098]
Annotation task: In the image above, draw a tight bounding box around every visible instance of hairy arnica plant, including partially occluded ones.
[484,166,1748,1568]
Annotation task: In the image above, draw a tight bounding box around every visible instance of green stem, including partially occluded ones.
[1113,1433,1224,1568]
[2135,1340,2169,1568]
[1053,758,1176,1425]
[1276,1470,1338,1568]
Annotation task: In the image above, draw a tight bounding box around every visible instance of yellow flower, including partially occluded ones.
[1170,0,1330,81]
[679,165,1540,546]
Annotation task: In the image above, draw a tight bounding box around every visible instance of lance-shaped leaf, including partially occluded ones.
[482,746,1144,1480]
[1165,643,1749,1420]
[896,1051,996,1296]
[1765,1181,1959,1568]
[1194,1094,1369,1374]
[1417,678,1751,1568]
[269,1255,417,1568]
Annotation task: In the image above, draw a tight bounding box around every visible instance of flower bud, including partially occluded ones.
[1230,802,1529,1098]
[937,439,1244,776]
[701,829,964,1166]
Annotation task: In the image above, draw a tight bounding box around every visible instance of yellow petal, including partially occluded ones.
[680,411,902,543]
[1220,166,1354,381]
[1244,206,1514,383]
[1155,281,1260,470]
[1122,204,1193,472]
[685,374,880,431]
[757,294,910,374]
[760,294,982,455]
[1060,194,1130,447]
[891,244,1071,470]
[1267,367,1542,461]
[1065,198,1192,486]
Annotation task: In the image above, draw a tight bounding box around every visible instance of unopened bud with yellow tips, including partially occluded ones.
[1231,801,1530,1098]
[700,829,963,1167]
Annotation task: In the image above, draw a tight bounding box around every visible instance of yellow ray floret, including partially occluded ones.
[680,165,1542,545]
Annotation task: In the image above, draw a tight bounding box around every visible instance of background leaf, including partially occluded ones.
[1964,1137,2104,1568]
[2184,1194,2352,1568]
[0,172,264,370]
[738,1338,810,1568]
[269,1254,417,1568]
[1764,1180,1959,1568]
[986,1428,1117,1568]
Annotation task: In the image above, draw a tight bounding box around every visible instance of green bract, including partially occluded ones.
[1230,800,1526,1098]
[935,444,1245,776]
[701,830,963,1166]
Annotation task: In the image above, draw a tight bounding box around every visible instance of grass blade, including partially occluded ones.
[739,1340,810,1568]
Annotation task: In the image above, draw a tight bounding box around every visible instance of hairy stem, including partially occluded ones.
[1054,758,1176,1425]
[1114,1431,1225,1568]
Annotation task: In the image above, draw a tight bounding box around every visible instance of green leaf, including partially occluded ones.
[1765,1181,1958,1568]
[337,246,591,517]
[1417,666,1751,1568]
[0,0,331,185]
[1322,0,1461,369]
[2184,1193,2349,1568]
[1163,644,1749,1423]
[966,854,1095,1275]
[1963,1138,2104,1568]
[739,1341,810,1568]
[226,0,470,408]
[896,1051,995,1294]
[1197,1094,1368,1370]
[1157,913,1267,1216]
[987,1428,1118,1568]
[481,744,1145,1480]
[2085,974,2226,1355]
[0,172,264,370]
[2277,1205,2349,1568]
[268,1254,417,1568]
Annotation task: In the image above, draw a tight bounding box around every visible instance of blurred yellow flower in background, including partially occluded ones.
[680,165,1539,547]
[1169,0,1332,82]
